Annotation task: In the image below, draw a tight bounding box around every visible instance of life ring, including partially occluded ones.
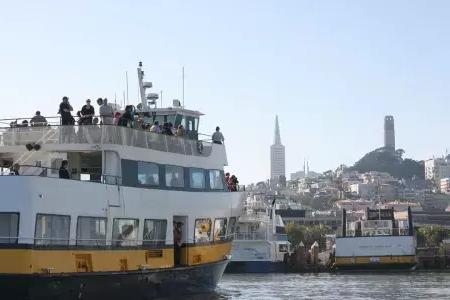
[197,141,204,154]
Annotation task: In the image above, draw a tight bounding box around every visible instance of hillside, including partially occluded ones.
[351,147,424,180]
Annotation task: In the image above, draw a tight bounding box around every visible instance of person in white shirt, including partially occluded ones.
[212,126,224,144]
[99,98,114,125]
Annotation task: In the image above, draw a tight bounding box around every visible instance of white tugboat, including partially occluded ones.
[0,62,244,299]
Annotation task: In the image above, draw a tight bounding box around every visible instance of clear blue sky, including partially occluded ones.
[1,0,449,184]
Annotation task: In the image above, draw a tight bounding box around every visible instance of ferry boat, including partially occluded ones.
[0,62,244,299]
[334,207,416,271]
[225,194,291,273]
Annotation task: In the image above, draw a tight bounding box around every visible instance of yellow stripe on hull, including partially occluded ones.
[0,242,231,274]
[335,255,416,266]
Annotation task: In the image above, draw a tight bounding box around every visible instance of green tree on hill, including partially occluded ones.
[351,147,424,180]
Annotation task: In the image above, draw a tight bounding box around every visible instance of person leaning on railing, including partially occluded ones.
[99,98,114,125]
[212,126,224,144]
[30,111,48,127]
[59,160,70,179]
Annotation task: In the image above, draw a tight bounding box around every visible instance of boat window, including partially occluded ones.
[190,168,205,189]
[213,218,228,241]
[165,165,184,188]
[167,114,176,125]
[138,162,160,186]
[194,218,212,243]
[227,217,237,236]
[0,213,19,244]
[112,219,139,247]
[76,216,107,246]
[35,214,70,245]
[153,115,165,126]
[279,244,288,253]
[143,219,167,247]
[209,170,224,190]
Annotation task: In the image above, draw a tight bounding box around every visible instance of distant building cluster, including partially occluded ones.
[256,115,450,230]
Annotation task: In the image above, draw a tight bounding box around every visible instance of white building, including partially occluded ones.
[270,115,285,181]
[425,158,450,190]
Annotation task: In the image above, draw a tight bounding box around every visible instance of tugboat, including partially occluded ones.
[334,207,416,271]
[0,62,244,299]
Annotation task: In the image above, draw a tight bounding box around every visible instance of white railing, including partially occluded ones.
[234,231,268,241]
[0,125,213,157]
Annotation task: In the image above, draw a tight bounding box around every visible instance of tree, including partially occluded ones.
[286,223,332,250]
[416,225,450,247]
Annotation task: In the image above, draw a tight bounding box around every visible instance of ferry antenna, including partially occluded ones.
[182,66,185,108]
[126,71,129,105]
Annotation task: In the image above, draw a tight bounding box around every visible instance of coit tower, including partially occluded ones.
[384,115,395,150]
[270,115,286,181]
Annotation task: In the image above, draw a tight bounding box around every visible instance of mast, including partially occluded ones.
[137,62,146,108]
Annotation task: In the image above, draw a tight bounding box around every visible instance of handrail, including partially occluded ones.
[0,115,214,141]
[2,164,122,185]
[0,233,237,245]
[0,124,215,157]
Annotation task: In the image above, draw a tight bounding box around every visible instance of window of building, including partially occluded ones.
[190,168,205,189]
[35,214,70,245]
[143,219,167,247]
[112,219,139,247]
[194,218,212,243]
[213,218,228,241]
[209,170,224,190]
[76,217,107,246]
[165,165,184,188]
[0,213,19,244]
[138,162,159,186]
[228,217,237,236]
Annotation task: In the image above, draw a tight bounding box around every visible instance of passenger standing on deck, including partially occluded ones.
[99,98,114,125]
[59,160,70,179]
[10,163,20,176]
[149,121,161,133]
[225,172,231,191]
[175,125,184,137]
[30,111,48,126]
[58,96,74,125]
[81,99,95,125]
[173,222,183,266]
[212,126,224,144]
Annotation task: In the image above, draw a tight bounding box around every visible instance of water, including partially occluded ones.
[211,272,450,299]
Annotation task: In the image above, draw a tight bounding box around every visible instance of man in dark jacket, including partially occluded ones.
[59,160,70,179]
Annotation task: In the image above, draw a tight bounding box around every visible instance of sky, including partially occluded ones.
[1,0,450,184]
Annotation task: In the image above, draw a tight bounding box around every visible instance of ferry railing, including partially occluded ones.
[337,227,412,237]
[1,165,122,186]
[0,234,237,247]
[0,117,213,157]
[234,231,268,241]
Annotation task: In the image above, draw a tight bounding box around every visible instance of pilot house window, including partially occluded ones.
[35,214,70,245]
[112,219,139,247]
[143,219,167,247]
[0,213,19,244]
[76,217,107,246]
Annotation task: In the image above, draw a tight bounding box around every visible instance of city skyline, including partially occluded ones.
[1,1,450,184]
